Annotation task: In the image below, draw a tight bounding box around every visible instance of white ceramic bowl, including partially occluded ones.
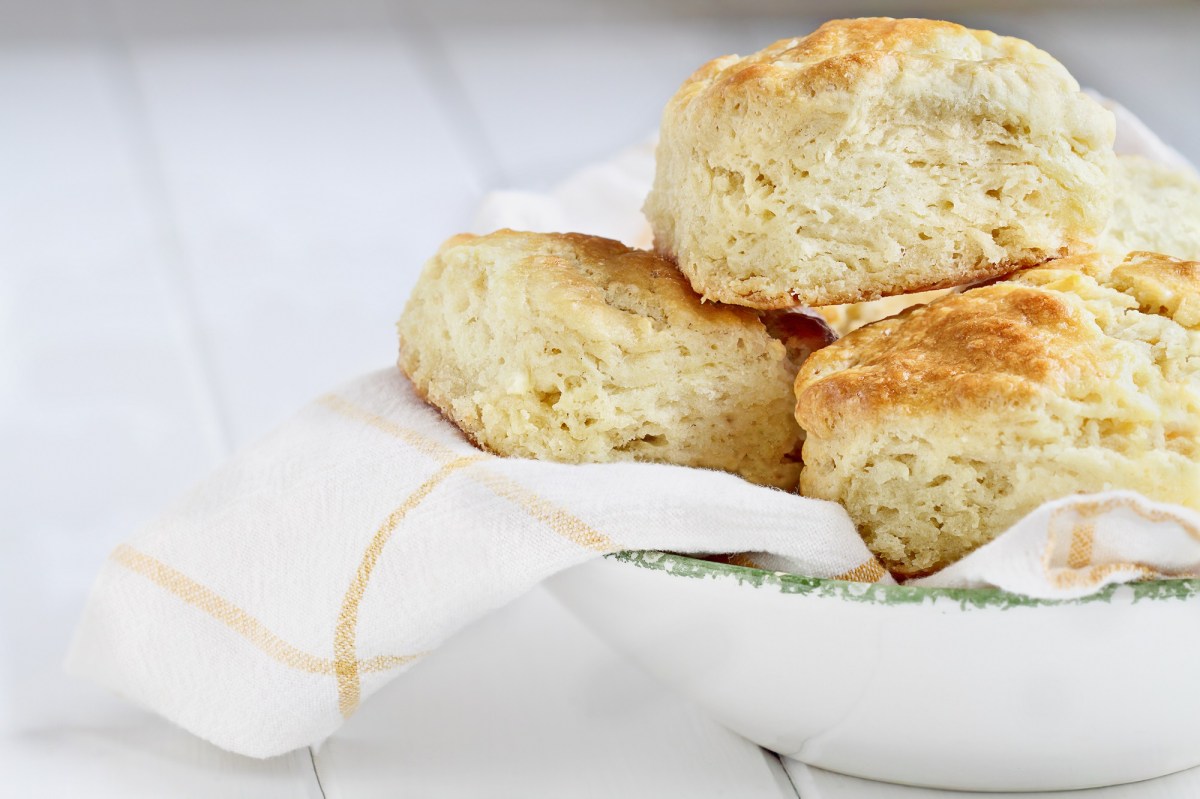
[545,551,1200,792]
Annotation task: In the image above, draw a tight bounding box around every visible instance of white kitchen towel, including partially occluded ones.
[69,97,1200,759]
[913,492,1200,593]
[68,368,883,758]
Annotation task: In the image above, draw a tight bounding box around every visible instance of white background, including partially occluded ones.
[3,1,1199,795]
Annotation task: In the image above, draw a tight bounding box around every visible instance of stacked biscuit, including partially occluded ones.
[399,18,1200,578]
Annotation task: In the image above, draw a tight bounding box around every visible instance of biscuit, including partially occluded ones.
[1100,155,1200,261]
[398,230,828,489]
[644,17,1116,308]
[795,251,1200,577]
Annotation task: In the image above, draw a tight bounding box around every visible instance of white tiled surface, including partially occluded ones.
[3,1,1199,796]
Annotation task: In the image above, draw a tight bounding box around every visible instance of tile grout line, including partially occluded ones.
[307,746,328,799]
[91,0,235,459]
[767,749,804,798]
[386,3,509,191]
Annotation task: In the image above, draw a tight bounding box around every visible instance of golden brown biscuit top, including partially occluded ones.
[437,230,767,337]
[680,17,1067,100]
[795,252,1200,438]
[755,18,1025,64]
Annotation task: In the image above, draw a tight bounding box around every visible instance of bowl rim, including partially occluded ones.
[608,550,1200,609]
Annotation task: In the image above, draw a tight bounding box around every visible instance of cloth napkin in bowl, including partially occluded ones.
[69,99,1200,759]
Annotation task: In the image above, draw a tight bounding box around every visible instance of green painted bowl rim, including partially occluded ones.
[608,550,1200,609]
